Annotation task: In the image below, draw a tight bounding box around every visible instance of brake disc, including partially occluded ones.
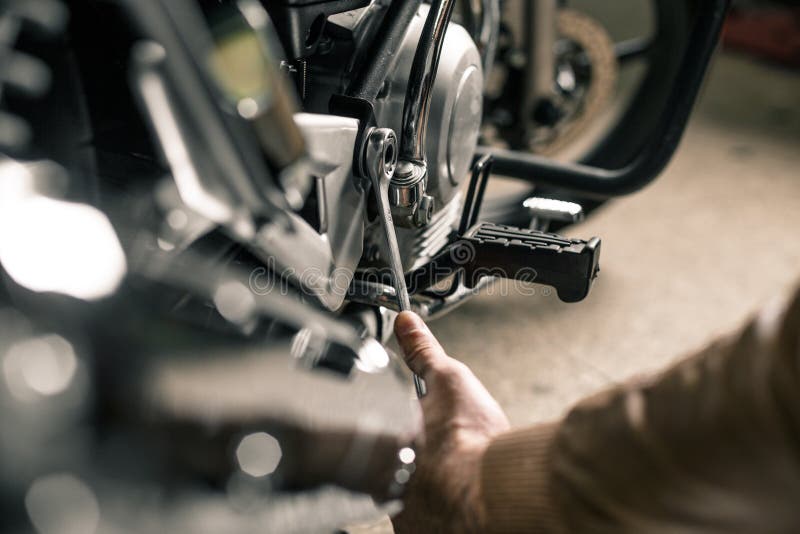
[533,8,618,156]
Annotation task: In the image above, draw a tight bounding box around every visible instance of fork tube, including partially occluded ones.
[523,0,557,120]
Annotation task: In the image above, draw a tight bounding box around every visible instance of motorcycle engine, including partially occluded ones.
[372,6,484,212]
[302,4,483,208]
[294,3,484,270]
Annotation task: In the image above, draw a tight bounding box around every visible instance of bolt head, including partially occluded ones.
[413,195,435,227]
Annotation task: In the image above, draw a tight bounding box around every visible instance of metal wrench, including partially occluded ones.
[364,128,427,397]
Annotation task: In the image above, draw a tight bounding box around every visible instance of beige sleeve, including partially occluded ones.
[480,284,800,534]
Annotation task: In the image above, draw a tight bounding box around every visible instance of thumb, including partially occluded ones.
[394,311,449,379]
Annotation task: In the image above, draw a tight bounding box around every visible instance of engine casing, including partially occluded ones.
[373,6,484,212]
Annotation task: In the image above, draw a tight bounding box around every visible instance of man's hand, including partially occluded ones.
[392,311,510,533]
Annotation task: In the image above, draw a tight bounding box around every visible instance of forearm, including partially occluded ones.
[480,423,563,533]
[480,285,800,533]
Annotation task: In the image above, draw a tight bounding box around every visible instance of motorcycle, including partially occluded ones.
[0,0,728,531]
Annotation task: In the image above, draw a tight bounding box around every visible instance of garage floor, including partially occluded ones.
[433,51,800,426]
[352,51,800,532]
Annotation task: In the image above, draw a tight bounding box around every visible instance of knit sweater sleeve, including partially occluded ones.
[480,284,800,533]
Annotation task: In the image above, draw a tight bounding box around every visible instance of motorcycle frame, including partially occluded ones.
[478,0,731,198]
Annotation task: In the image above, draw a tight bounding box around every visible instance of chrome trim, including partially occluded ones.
[399,0,457,163]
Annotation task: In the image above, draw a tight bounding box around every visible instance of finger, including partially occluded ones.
[394,311,448,379]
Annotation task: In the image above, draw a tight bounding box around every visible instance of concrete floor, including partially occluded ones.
[352,51,800,532]
[433,52,800,426]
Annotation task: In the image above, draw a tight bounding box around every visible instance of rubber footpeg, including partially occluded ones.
[457,222,601,303]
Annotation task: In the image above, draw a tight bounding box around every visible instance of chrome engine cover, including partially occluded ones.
[373,6,484,212]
